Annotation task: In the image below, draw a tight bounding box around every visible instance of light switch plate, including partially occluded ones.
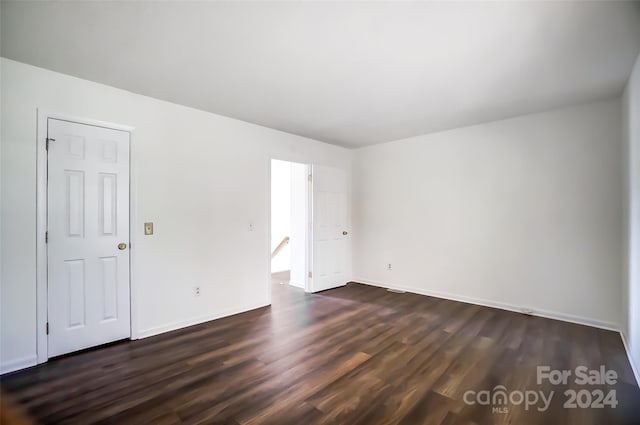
[144,222,154,235]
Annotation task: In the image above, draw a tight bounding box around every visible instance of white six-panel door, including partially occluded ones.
[311,165,349,292]
[47,118,131,357]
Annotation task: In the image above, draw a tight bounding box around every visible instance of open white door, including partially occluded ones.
[310,164,349,292]
[47,118,131,357]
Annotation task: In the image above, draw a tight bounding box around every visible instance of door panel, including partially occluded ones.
[65,259,86,328]
[99,256,119,321]
[99,173,117,235]
[47,118,131,357]
[311,165,349,292]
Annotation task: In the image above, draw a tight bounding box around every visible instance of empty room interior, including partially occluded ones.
[2,1,640,424]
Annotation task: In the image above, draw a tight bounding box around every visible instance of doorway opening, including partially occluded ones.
[270,159,309,300]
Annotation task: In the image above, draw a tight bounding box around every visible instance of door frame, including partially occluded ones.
[36,110,136,364]
[267,157,313,299]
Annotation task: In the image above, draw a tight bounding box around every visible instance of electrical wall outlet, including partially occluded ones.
[194,286,201,297]
[387,263,392,271]
[144,222,154,235]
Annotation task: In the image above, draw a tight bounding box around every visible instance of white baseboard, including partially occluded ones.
[1,303,269,374]
[353,277,620,332]
[620,331,640,387]
[358,276,640,388]
[137,301,269,339]
[0,355,37,375]
[3,285,635,384]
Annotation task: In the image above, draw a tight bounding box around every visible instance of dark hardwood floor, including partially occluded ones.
[2,280,639,424]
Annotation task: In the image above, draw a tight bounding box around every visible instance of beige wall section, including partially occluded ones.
[353,98,624,329]
[0,58,352,373]
[623,52,640,378]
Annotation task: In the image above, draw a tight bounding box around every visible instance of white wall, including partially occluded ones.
[290,162,308,289]
[623,52,640,378]
[0,58,351,373]
[0,55,631,375]
[353,99,623,329]
[270,160,291,273]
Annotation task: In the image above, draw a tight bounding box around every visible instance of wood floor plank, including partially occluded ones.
[1,281,639,424]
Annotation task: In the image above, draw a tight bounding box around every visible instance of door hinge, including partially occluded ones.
[308,271,312,278]
[45,137,55,151]
[45,231,48,243]
[46,322,49,335]
[308,174,312,182]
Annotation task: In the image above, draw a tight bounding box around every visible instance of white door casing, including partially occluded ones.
[311,164,349,292]
[47,118,131,357]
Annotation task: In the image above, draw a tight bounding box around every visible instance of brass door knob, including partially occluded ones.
[118,243,127,250]
[342,231,348,235]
